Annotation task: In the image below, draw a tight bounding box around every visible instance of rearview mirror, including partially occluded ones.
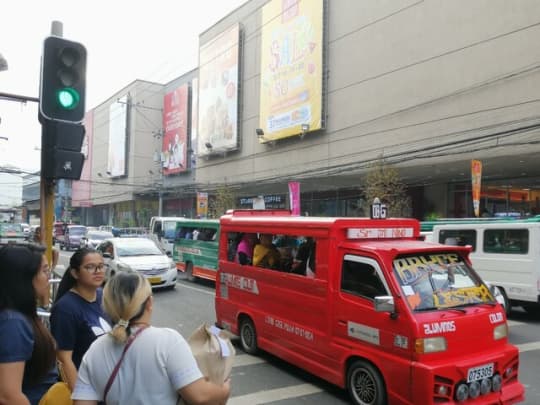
[374,296,395,313]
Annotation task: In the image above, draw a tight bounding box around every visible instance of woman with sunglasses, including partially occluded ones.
[50,248,112,391]
[72,271,231,405]
[0,244,57,405]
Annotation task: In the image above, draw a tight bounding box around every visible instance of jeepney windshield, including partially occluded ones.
[393,252,495,311]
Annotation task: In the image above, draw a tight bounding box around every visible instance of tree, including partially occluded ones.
[363,157,411,217]
[208,186,236,219]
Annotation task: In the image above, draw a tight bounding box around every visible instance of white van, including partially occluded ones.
[148,216,185,255]
[433,222,540,314]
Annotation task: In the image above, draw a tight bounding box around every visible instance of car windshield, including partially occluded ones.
[88,231,113,240]
[115,240,163,257]
[69,227,86,235]
[393,252,495,312]
[0,223,22,233]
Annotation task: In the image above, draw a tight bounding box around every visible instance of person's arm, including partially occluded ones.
[56,350,77,391]
[0,362,30,405]
[73,401,98,405]
[178,378,230,405]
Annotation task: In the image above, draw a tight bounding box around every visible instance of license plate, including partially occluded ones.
[467,363,494,382]
[147,276,161,285]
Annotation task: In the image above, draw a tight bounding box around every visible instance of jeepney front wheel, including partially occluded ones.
[239,317,258,355]
[347,359,387,405]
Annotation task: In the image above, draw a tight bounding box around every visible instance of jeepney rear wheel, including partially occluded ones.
[239,317,258,355]
[347,359,387,405]
[185,262,196,282]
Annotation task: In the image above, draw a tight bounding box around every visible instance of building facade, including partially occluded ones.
[66,0,540,226]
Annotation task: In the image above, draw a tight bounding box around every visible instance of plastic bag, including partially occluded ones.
[177,323,235,404]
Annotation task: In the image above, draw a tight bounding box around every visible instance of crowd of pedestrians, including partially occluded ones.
[0,242,231,405]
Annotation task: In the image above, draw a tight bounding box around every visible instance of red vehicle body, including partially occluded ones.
[215,210,525,405]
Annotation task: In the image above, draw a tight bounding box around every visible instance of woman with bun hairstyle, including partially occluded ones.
[72,271,231,405]
[0,244,57,405]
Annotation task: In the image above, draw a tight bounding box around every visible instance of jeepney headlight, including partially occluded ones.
[468,381,480,398]
[492,374,502,392]
[415,337,447,353]
[455,383,469,402]
[493,323,508,340]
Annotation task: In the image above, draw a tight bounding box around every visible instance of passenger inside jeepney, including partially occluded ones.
[253,233,281,270]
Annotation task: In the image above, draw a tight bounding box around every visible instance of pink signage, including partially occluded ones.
[288,181,300,215]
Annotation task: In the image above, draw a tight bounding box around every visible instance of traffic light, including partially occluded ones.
[42,120,85,180]
[39,36,86,123]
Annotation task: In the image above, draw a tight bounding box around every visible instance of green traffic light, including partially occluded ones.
[56,87,80,110]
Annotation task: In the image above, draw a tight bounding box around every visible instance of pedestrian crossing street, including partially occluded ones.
[226,319,538,405]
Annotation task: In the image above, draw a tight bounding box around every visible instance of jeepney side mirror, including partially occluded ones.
[374,296,395,313]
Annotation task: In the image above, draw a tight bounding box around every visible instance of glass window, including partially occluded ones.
[341,258,387,299]
[484,229,528,254]
[393,252,494,311]
[438,229,476,251]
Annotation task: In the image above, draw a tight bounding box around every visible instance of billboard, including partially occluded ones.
[107,95,128,177]
[259,0,324,141]
[72,110,93,207]
[191,78,199,168]
[197,24,240,156]
[162,84,189,175]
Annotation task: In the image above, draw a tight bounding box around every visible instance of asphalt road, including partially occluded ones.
[57,250,539,404]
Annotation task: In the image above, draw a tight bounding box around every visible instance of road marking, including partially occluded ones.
[228,383,322,405]
[175,282,215,297]
[233,354,266,367]
[516,341,540,353]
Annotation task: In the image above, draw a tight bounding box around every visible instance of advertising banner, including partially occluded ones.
[162,84,189,175]
[191,78,199,168]
[72,110,93,207]
[288,181,300,215]
[259,0,324,141]
[107,96,128,177]
[198,24,240,156]
[471,159,482,217]
[197,192,209,218]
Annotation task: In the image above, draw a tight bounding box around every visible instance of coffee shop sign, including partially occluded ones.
[240,195,283,205]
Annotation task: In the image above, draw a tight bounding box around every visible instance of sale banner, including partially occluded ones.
[288,181,300,215]
[471,160,482,217]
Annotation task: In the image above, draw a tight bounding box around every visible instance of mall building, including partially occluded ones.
[68,0,540,226]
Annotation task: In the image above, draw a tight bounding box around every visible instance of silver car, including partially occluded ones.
[97,238,177,290]
[81,230,114,249]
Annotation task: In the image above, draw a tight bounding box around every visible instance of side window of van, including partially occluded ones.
[439,229,476,251]
[484,229,528,254]
[341,258,387,300]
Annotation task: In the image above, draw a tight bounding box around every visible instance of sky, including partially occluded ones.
[0,0,247,173]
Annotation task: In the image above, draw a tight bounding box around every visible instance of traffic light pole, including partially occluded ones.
[40,129,55,281]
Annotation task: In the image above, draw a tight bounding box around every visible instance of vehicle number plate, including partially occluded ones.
[147,276,161,285]
[467,363,494,382]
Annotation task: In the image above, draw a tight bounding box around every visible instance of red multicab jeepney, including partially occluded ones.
[215,209,525,405]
